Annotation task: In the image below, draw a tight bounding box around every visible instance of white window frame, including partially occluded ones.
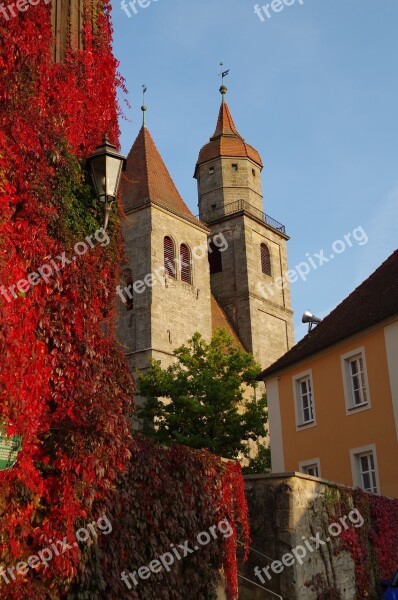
[341,347,371,415]
[293,369,316,430]
[350,444,380,495]
[299,458,321,478]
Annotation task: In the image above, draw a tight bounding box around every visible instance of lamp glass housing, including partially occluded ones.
[87,136,126,203]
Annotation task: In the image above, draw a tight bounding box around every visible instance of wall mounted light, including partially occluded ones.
[86,135,126,230]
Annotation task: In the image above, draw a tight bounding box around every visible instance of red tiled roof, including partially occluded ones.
[259,249,398,380]
[212,101,241,138]
[211,295,244,349]
[122,126,202,225]
[195,102,263,175]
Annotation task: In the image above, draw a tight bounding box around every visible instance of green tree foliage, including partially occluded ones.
[137,330,268,459]
[242,442,271,475]
[243,394,271,475]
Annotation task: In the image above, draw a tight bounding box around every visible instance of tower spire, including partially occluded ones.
[141,85,147,127]
[219,63,229,102]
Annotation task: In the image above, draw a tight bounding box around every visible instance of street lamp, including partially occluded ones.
[86,135,126,230]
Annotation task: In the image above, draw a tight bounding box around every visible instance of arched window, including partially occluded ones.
[180,244,192,284]
[261,243,272,276]
[164,236,176,278]
[208,242,222,274]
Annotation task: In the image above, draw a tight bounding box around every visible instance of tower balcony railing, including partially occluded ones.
[197,199,286,234]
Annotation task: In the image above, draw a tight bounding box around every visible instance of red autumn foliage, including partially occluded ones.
[0,1,135,597]
[369,494,398,582]
[67,436,249,599]
[325,488,398,599]
[0,3,250,599]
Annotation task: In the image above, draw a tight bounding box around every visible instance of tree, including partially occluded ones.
[242,443,271,475]
[136,329,268,459]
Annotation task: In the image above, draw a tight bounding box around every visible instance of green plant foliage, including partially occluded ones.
[242,441,271,475]
[51,144,104,243]
[137,329,268,459]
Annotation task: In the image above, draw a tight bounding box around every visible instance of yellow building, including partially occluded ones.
[259,249,398,498]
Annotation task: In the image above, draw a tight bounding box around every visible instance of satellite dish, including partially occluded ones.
[302,310,322,331]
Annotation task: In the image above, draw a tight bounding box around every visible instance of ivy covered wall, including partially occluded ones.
[0,3,249,599]
[242,473,398,600]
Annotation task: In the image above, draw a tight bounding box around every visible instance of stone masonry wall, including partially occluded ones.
[197,157,263,217]
[207,213,294,369]
[240,473,358,600]
[150,205,212,369]
[245,215,295,368]
[116,203,212,374]
[208,215,251,350]
[116,205,153,373]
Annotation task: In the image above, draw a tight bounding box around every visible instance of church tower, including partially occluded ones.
[117,112,213,375]
[194,86,294,369]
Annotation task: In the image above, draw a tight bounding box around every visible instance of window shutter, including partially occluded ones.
[164,236,176,277]
[261,243,271,276]
[180,244,191,283]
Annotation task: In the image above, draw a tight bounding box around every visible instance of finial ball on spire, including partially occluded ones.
[141,104,147,126]
[218,65,229,101]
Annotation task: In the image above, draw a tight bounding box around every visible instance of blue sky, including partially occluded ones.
[110,0,398,340]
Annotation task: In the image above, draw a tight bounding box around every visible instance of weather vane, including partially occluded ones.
[219,63,230,85]
[141,84,147,126]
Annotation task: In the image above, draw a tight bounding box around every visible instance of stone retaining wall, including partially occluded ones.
[240,472,359,599]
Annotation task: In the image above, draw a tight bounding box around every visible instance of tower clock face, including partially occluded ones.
[0,425,22,471]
